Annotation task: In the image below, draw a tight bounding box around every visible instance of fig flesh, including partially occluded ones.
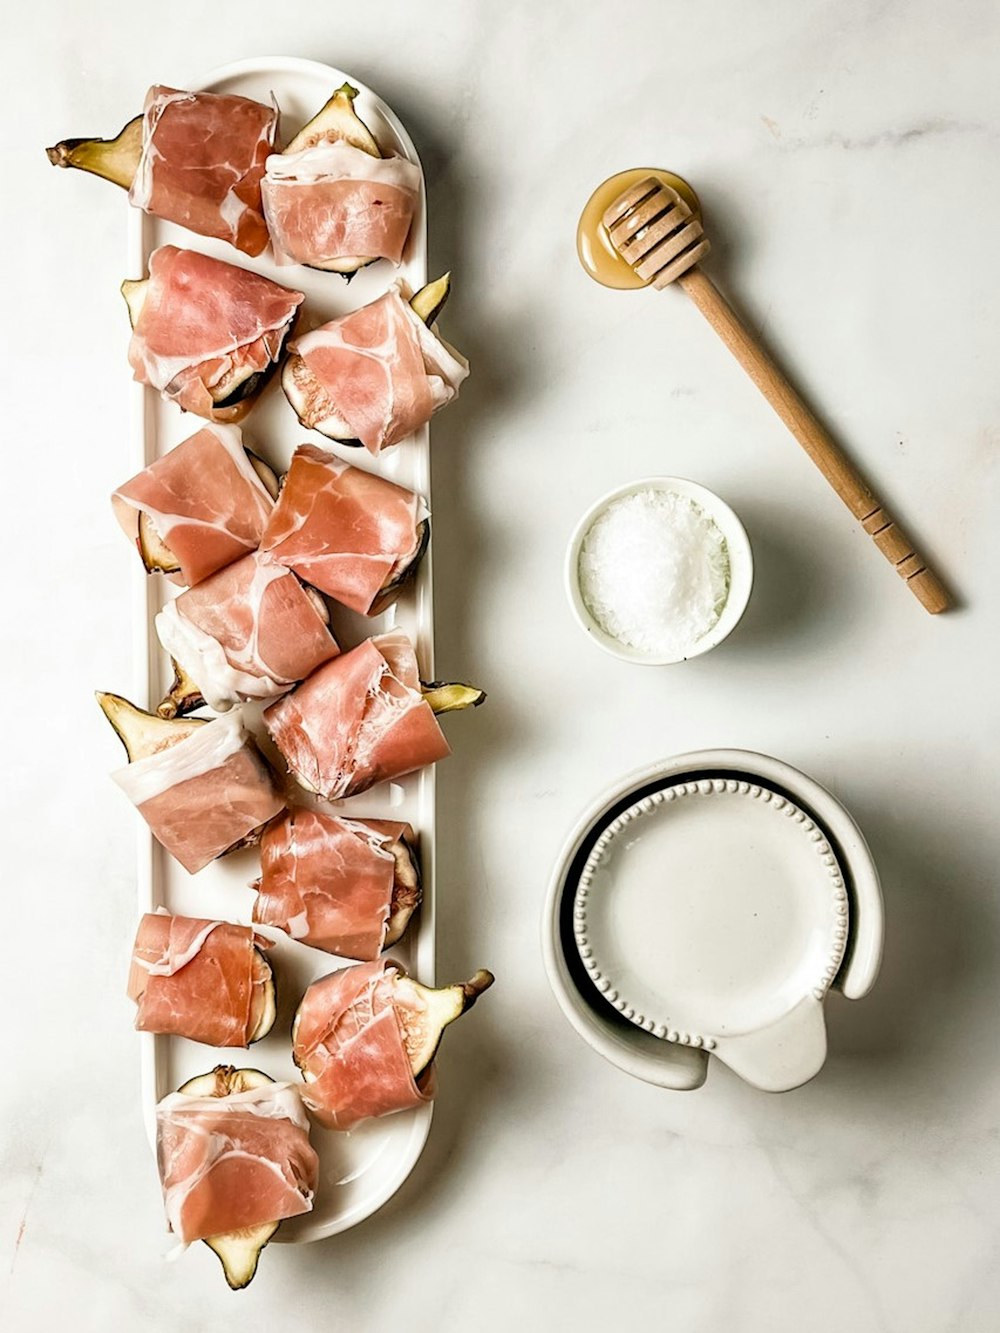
[393,969,495,1076]
[96,690,206,762]
[383,834,422,948]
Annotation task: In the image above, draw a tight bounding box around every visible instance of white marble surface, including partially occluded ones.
[3,2,999,1329]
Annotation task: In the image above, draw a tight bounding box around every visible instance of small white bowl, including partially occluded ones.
[565,477,753,664]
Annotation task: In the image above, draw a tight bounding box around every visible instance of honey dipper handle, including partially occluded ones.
[677,266,950,614]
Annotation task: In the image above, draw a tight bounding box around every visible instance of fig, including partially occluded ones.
[421,681,487,714]
[280,82,383,277]
[96,690,206,761]
[173,1067,282,1290]
[132,446,279,580]
[368,519,431,617]
[284,81,380,158]
[281,275,453,445]
[383,833,422,948]
[45,116,143,190]
[393,969,495,1077]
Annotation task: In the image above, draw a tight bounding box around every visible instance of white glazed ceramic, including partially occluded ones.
[127,57,435,1242]
[564,476,753,664]
[573,779,848,1091]
[541,751,883,1092]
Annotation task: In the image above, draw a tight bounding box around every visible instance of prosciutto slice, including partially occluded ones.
[293,960,432,1130]
[259,445,426,613]
[112,423,274,587]
[127,246,303,424]
[289,283,468,453]
[112,709,284,874]
[128,912,271,1047]
[157,1082,318,1243]
[155,552,340,711]
[264,631,450,801]
[262,140,420,268]
[253,809,411,960]
[129,86,277,257]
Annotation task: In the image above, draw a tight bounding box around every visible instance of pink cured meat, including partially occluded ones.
[155,553,340,711]
[128,912,271,1047]
[127,246,303,424]
[292,960,432,1130]
[111,423,274,587]
[157,1082,318,1243]
[253,809,411,959]
[128,86,276,257]
[264,631,450,801]
[259,445,425,613]
[262,139,419,268]
[290,284,468,454]
[112,710,285,874]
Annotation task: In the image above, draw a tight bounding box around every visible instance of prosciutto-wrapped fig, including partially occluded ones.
[124,246,303,424]
[155,552,340,715]
[112,423,278,586]
[157,1066,318,1289]
[291,959,494,1130]
[259,445,428,614]
[262,82,420,275]
[97,692,284,874]
[47,86,277,256]
[281,275,468,453]
[129,912,276,1047]
[263,631,484,801]
[252,809,421,959]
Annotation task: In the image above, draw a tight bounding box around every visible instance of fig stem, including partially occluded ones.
[461,970,495,1005]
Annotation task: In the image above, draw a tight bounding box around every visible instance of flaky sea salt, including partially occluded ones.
[578,489,730,656]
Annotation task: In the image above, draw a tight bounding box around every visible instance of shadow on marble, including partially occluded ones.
[821,790,995,1097]
[698,498,851,660]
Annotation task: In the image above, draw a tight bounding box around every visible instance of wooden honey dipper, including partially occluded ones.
[598,174,950,614]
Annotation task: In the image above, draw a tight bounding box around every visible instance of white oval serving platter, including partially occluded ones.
[125,56,436,1243]
[573,779,849,1091]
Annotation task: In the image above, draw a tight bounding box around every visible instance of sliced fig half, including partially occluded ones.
[137,510,181,575]
[245,449,281,500]
[368,519,431,617]
[283,277,454,442]
[46,115,143,190]
[291,967,494,1082]
[420,681,487,714]
[157,659,205,720]
[121,277,148,329]
[248,947,277,1043]
[285,82,380,157]
[383,834,422,948]
[175,1065,279,1290]
[280,352,361,445]
[120,278,295,409]
[96,691,207,762]
[136,446,279,581]
[409,272,450,326]
[282,82,382,277]
[393,969,495,1077]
